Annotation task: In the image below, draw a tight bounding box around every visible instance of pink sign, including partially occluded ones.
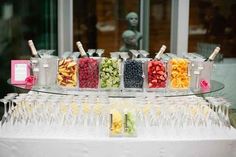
[11,60,30,84]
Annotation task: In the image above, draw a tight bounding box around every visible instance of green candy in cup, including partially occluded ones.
[125,112,136,135]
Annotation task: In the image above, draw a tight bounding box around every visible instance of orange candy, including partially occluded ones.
[169,58,190,89]
[57,59,77,87]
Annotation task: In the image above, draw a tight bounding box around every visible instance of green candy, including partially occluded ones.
[100,58,120,88]
[125,112,136,135]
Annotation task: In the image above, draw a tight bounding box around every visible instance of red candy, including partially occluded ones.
[78,58,99,88]
[148,61,167,88]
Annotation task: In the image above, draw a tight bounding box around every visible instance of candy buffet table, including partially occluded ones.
[2,79,235,157]
[0,127,236,157]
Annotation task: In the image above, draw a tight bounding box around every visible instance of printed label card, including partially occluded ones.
[11,60,30,84]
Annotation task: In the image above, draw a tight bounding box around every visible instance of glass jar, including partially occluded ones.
[124,109,137,137]
[100,58,121,89]
[168,58,190,89]
[123,60,144,89]
[109,108,123,137]
[78,58,99,89]
[147,60,167,89]
[57,58,78,88]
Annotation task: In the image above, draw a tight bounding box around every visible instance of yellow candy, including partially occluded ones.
[60,104,68,114]
[156,106,161,117]
[170,58,190,89]
[82,103,90,113]
[203,106,209,116]
[71,103,79,115]
[142,105,150,115]
[190,106,197,116]
[111,110,122,134]
[57,59,77,87]
[67,62,76,68]
[94,104,102,115]
[26,106,32,113]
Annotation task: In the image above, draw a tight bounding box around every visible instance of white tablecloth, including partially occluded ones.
[0,138,235,157]
[1,127,236,157]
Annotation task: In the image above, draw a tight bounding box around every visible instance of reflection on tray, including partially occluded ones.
[8,79,224,97]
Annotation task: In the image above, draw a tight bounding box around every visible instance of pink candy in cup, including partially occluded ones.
[25,75,37,86]
[200,80,210,92]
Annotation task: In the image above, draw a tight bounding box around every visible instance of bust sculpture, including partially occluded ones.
[119,12,142,54]
[119,30,137,54]
[126,12,142,42]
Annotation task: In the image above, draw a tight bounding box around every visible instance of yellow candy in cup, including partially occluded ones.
[110,110,123,135]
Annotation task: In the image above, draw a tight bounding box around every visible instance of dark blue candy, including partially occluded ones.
[124,60,143,88]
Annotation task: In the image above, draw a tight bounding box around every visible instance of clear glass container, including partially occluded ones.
[168,58,190,90]
[100,58,121,90]
[57,58,77,88]
[78,58,99,89]
[123,60,144,90]
[109,108,123,137]
[147,60,168,89]
[124,110,137,137]
[31,56,58,87]
[190,61,213,92]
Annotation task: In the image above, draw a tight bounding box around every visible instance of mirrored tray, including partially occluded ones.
[8,79,224,98]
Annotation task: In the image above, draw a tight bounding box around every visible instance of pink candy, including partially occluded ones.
[148,61,167,88]
[78,58,99,88]
[200,79,210,92]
